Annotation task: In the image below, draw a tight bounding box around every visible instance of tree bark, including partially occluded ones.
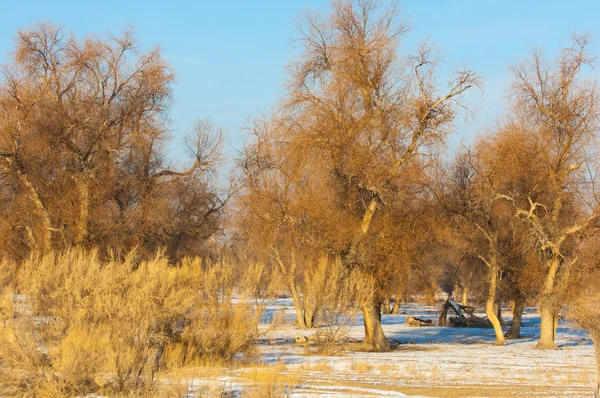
[391,296,400,314]
[462,270,473,306]
[505,298,525,339]
[593,333,600,398]
[274,253,310,329]
[495,301,505,328]
[438,303,448,327]
[14,165,53,251]
[486,263,504,345]
[536,257,560,349]
[453,281,460,302]
[381,298,391,314]
[289,281,308,329]
[351,197,390,351]
[302,300,316,329]
[362,301,390,352]
[537,304,558,349]
[74,177,89,246]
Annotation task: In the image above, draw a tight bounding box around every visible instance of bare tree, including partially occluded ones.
[237,0,479,351]
[0,23,226,260]
[503,35,600,349]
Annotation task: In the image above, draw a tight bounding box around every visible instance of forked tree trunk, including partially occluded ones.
[362,301,390,352]
[275,253,314,329]
[505,298,525,339]
[302,300,317,329]
[485,263,504,345]
[289,282,308,329]
[537,257,560,350]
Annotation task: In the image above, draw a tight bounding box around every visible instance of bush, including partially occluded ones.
[0,249,264,397]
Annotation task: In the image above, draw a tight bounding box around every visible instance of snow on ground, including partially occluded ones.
[191,299,596,397]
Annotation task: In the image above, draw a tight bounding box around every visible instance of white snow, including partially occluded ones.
[186,299,597,397]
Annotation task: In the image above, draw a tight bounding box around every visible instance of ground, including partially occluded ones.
[182,300,596,397]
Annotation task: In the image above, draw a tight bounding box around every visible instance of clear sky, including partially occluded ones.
[1,0,599,173]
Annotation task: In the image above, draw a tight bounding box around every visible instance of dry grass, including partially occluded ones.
[298,361,333,373]
[0,249,267,397]
[241,366,300,398]
[349,361,374,372]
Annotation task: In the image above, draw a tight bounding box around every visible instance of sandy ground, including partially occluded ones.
[184,299,596,397]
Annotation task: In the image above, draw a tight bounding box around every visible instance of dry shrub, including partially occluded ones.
[0,249,264,397]
[164,257,267,367]
[0,257,17,290]
[242,366,299,398]
[568,275,600,397]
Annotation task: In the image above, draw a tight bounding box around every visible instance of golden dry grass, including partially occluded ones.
[0,249,267,397]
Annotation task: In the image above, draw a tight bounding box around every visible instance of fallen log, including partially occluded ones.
[405,316,433,327]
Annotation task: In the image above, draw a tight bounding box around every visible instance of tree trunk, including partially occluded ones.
[453,281,460,302]
[74,178,89,246]
[275,253,311,329]
[439,301,449,327]
[362,301,390,352]
[593,333,600,398]
[537,257,560,349]
[15,166,52,251]
[290,282,308,329]
[495,301,505,328]
[486,264,504,345]
[537,303,558,349]
[462,271,473,306]
[302,300,316,329]
[352,198,390,351]
[505,298,524,339]
[391,298,400,315]
[381,298,391,314]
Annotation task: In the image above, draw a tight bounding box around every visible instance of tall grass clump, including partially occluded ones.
[0,249,266,397]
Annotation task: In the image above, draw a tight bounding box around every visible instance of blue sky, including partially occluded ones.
[1,0,599,173]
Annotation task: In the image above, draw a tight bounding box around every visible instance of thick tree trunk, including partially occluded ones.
[486,264,504,345]
[537,257,560,350]
[351,198,390,351]
[74,178,89,246]
[505,298,525,339]
[537,303,557,349]
[362,301,390,352]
